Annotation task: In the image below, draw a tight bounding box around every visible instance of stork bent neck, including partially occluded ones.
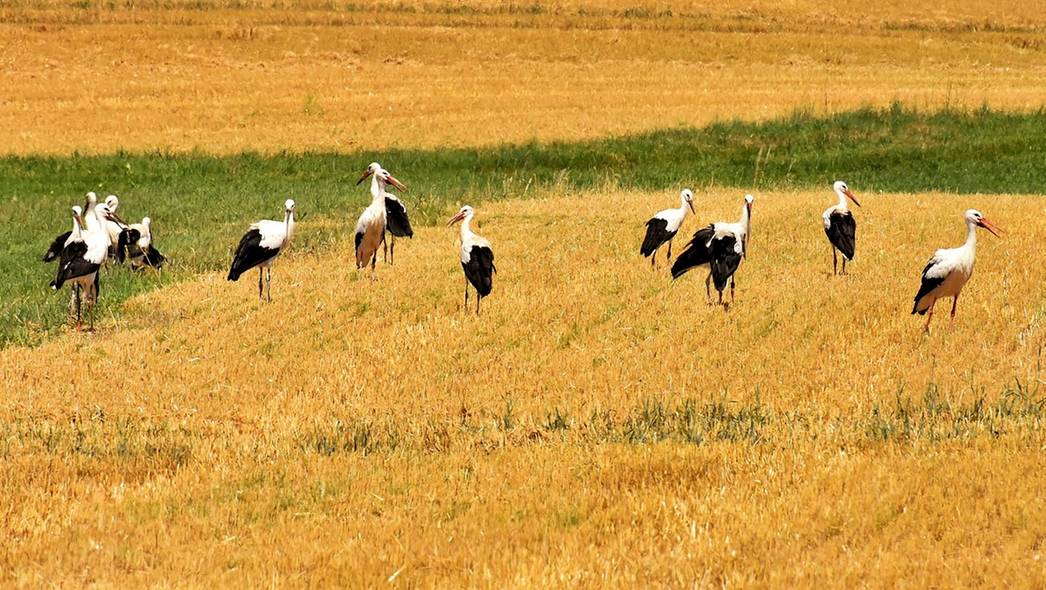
[963,218,978,251]
[459,211,476,241]
[833,186,850,213]
[369,175,387,203]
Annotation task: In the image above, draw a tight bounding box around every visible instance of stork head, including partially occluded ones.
[105,194,119,211]
[284,199,296,213]
[85,192,98,207]
[833,180,861,207]
[744,194,755,212]
[71,205,84,228]
[681,188,695,214]
[966,209,1002,237]
[447,205,474,226]
[141,216,152,229]
[96,203,116,222]
[356,162,382,185]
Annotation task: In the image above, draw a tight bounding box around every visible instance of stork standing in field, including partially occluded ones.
[227,199,296,301]
[448,205,495,314]
[911,209,1002,331]
[671,194,754,306]
[354,162,407,279]
[383,192,414,264]
[823,180,861,275]
[51,203,113,329]
[640,188,695,267]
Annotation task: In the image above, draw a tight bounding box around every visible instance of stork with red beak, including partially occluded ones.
[671,194,754,307]
[823,180,861,275]
[448,205,495,314]
[354,162,406,280]
[911,209,1002,331]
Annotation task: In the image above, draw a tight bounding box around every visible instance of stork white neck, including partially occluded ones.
[738,200,752,233]
[833,185,850,213]
[459,210,476,241]
[963,217,979,251]
[369,174,387,203]
[284,207,296,239]
[678,194,691,217]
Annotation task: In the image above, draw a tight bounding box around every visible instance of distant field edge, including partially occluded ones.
[5,103,1045,196]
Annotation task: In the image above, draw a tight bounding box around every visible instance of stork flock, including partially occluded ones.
[44,166,1000,333]
[639,180,1001,330]
[45,192,165,329]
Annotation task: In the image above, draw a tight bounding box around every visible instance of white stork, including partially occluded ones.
[45,191,111,263]
[911,209,1002,331]
[640,188,695,267]
[671,194,754,306]
[354,162,406,279]
[51,203,112,329]
[120,216,166,271]
[448,205,496,314]
[383,192,414,264]
[227,199,296,301]
[823,181,861,275]
[103,194,126,257]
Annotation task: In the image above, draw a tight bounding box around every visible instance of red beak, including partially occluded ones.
[385,175,407,192]
[447,212,466,226]
[844,189,861,207]
[978,217,1002,237]
[356,169,373,185]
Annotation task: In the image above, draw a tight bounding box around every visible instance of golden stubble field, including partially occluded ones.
[3,189,1045,586]
[2,0,1046,154]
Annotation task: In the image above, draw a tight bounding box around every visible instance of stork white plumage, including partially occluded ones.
[103,194,125,257]
[227,199,296,301]
[448,205,496,314]
[911,209,1002,331]
[354,162,406,280]
[51,203,112,329]
[671,194,754,306]
[823,180,861,275]
[383,192,414,265]
[640,188,695,267]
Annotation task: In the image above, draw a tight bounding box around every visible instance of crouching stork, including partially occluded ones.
[640,188,695,267]
[448,205,495,314]
[911,209,1001,331]
[118,217,166,271]
[383,192,414,264]
[823,180,861,275]
[671,194,754,306]
[227,199,296,302]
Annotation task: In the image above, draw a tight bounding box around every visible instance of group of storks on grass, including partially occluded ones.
[45,192,165,329]
[641,180,1002,330]
[46,165,1000,332]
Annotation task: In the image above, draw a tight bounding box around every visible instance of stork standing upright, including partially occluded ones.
[911,209,1002,331]
[51,203,113,329]
[823,181,861,275]
[448,205,495,314]
[671,194,754,306]
[354,162,406,280]
[640,188,695,267]
[227,199,296,301]
[383,192,414,264]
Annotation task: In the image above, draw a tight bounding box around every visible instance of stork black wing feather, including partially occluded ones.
[825,211,856,260]
[143,244,166,268]
[227,229,276,281]
[385,197,414,238]
[670,225,715,279]
[43,231,72,262]
[462,246,495,297]
[51,241,98,289]
[709,234,743,292]
[640,218,675,257]
[911,259,946,315]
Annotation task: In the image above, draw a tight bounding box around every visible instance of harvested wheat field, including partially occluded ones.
[2,0,1046,154]
[3,190,1046,586]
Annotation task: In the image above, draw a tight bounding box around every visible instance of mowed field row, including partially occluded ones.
[3,0,1046,154]
[3,190,1045,585]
